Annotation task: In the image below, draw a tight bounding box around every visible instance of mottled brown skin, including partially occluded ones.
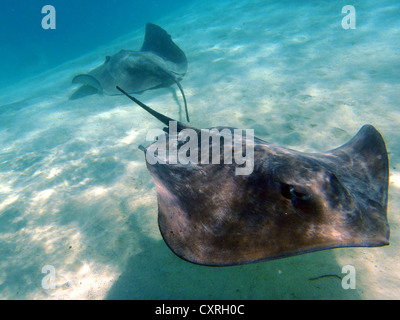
[146,126,389,266]
[117,88,390,266]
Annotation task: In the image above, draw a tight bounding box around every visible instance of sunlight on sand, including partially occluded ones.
[0,0,399,300]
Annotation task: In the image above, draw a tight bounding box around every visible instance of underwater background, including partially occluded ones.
[0,0,399,299]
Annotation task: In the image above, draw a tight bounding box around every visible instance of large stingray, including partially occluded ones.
[117,86,390,266]
[71,23,190,122]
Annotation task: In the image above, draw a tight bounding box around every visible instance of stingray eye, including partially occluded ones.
[281,184,310,201]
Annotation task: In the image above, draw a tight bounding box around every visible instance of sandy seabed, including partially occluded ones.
[0,0,399,299]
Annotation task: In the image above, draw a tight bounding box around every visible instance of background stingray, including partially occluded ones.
[118,86,390,267]
[71,23,190,122]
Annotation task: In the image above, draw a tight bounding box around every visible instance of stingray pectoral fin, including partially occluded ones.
[140,23,187,67]
[329,124,390,245]
[72,74,103,94]
[69,85,99,100]
[331,124,389,202]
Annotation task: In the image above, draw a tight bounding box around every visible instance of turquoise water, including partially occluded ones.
[0,0,399,299]
[0,0,186,88]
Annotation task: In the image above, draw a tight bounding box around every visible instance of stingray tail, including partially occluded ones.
[116,86,189,132]
[173,78,190,123]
